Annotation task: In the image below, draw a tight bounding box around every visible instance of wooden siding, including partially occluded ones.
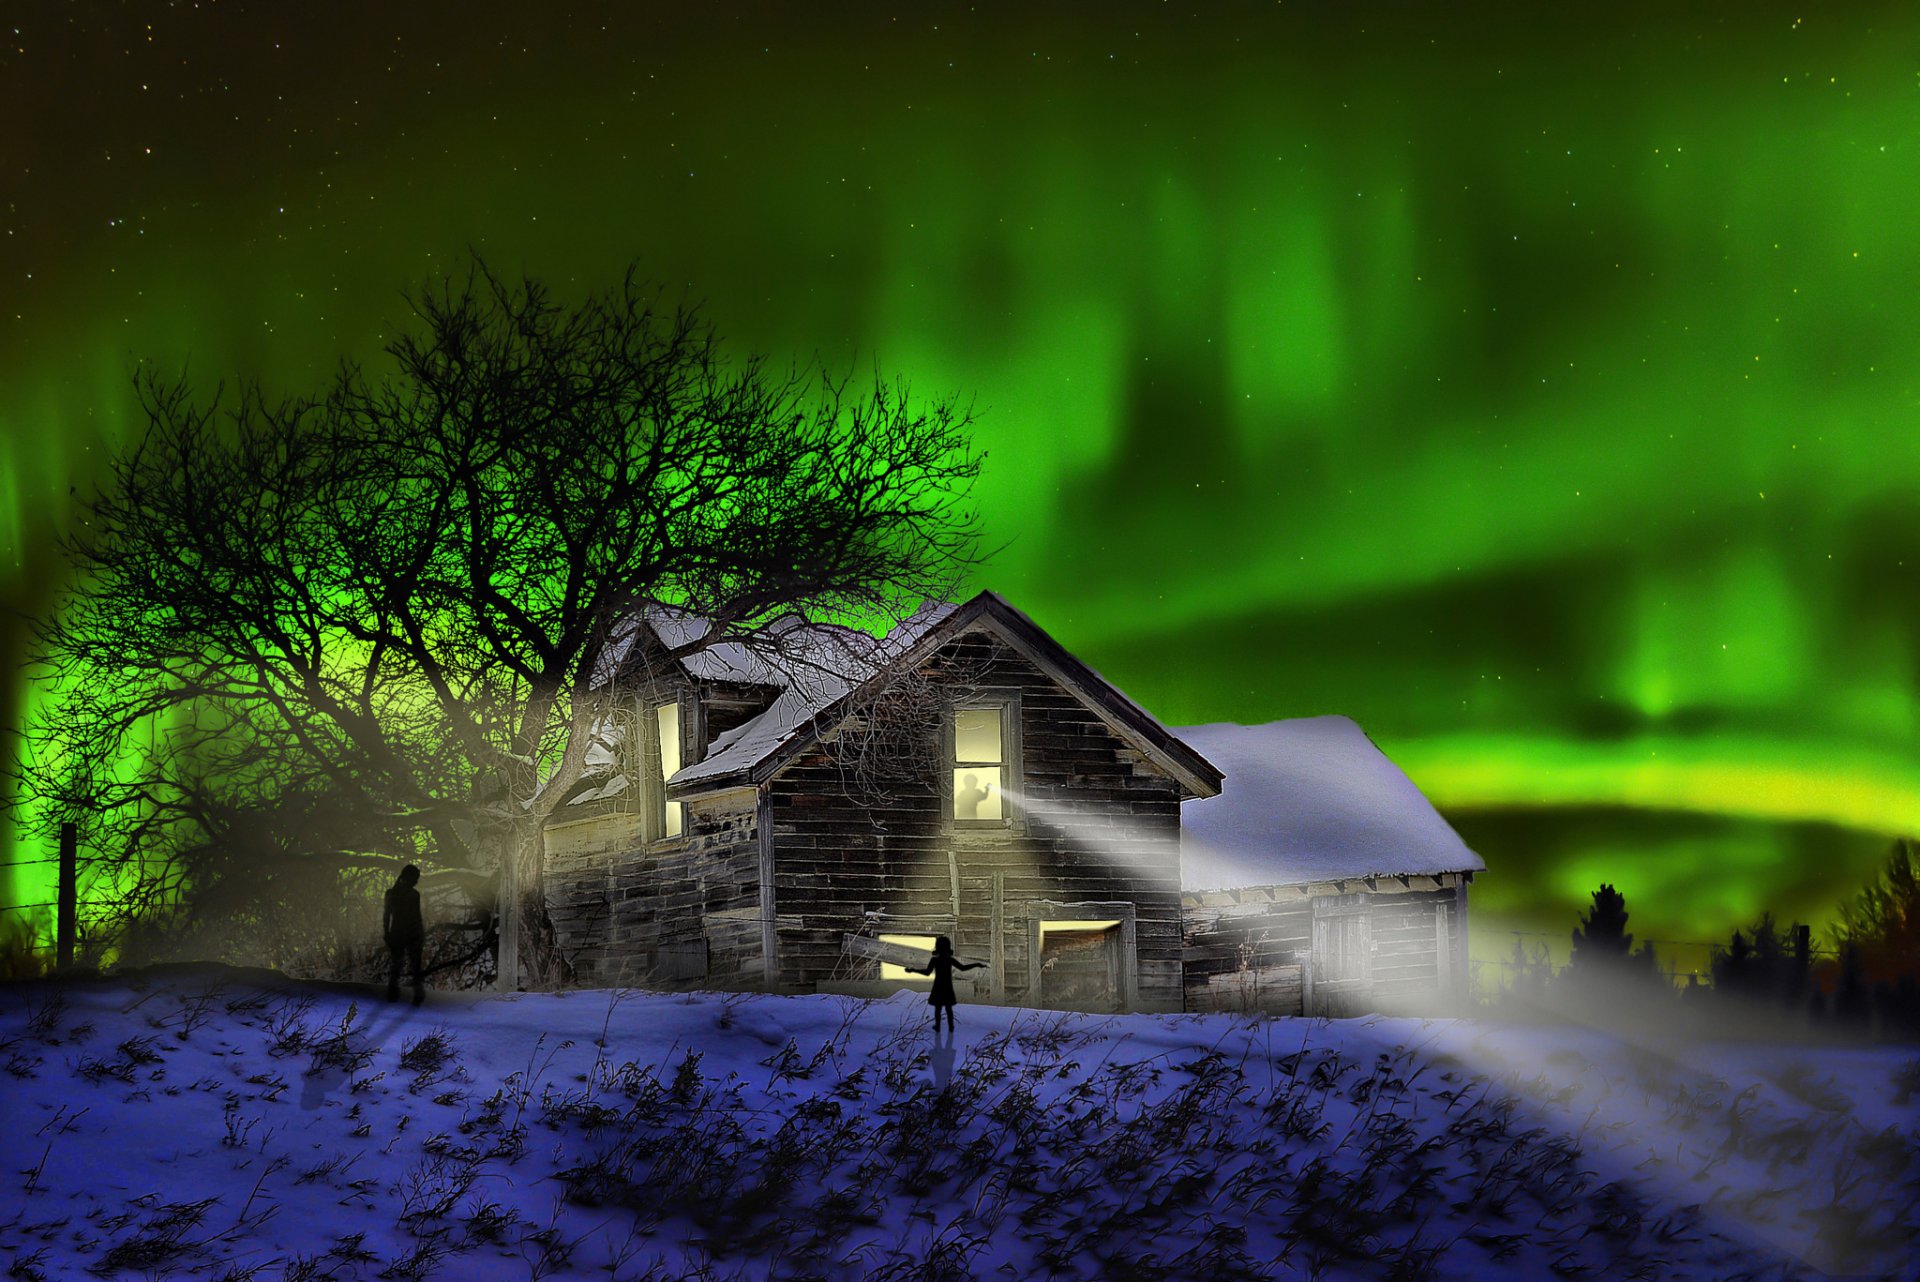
[1182,877,1470,1016]
[546,788,766,988]
[767,629,1188,1012]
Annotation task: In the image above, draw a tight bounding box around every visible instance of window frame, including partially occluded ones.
[877,934,938,984]
[650,698,689,845]
[947,691,1022,833]
[1025,899,1137,1011]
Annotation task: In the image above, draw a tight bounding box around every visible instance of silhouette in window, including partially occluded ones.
[955,773,994,821]
[906,935,985,1031]
[384,864,426,1005]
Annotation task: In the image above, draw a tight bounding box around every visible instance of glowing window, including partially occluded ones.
[655,702,683,838]
[880,934,937,982]
[952,705,1007,823]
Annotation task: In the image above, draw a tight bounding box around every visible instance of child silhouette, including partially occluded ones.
[907,935,985,1032]
[955,773,993,820]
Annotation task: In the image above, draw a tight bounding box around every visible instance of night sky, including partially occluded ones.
[5,2,1918,974]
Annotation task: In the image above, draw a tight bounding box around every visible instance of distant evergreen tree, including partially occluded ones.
[1749,913,1789,1004]
[1569,884,1634,968]
[1504,937,1554,1007]
[1835,837,1920,987]
[1632,939,1663,982]
[1786,922,1813,1010]
[1831,939,1870,1029]
[1564,884,1662,1011]
[1712,929,1755,999]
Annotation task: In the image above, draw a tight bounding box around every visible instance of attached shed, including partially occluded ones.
[1177,717,1483,1016]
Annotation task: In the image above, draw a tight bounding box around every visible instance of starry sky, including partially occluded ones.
[5,2,1918,974]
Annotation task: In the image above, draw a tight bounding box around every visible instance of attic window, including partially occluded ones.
[655,702,683,838]
[952,703,1011,825]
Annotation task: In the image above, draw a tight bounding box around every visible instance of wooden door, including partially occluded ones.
[1308,896,1373,1016]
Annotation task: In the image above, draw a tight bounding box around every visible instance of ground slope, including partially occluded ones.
[1,969,1914,1281]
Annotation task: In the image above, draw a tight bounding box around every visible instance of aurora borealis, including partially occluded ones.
[5,3,1918,974]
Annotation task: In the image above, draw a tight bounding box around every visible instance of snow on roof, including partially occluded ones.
[593,606,796,690]
[1176,716,1484,891]
[669,600,959,790]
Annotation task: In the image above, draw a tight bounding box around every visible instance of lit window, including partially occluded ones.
[879,934,937,982]
[655,702,683,838]
[952,705,1006,823]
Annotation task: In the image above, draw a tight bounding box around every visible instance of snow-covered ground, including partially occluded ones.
[1,969,1914,1281]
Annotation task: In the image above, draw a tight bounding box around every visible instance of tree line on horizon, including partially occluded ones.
[1492,837,1920,1039]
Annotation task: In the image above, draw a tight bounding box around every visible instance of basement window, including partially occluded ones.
[952,702,1013,825]
[879,935,937,983]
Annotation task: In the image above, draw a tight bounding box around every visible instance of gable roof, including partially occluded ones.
[669,591,1224,800]
[1177,717,1484,891]
[663,599,957,791]
[553,605,922,813]
[597,603,872,691]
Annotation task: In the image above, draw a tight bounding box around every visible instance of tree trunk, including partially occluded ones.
[492,818,568,990]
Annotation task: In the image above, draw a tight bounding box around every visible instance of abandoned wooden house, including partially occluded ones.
[542,591,1481,1015]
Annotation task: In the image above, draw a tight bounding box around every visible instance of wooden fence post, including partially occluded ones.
[57,822,76,970]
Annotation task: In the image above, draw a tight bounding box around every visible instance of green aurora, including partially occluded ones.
[4,3,1918,975]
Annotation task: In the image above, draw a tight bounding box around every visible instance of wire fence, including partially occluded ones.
[1492,927,1837,956]
[4,850,68,955]
[1474,927,1838,992]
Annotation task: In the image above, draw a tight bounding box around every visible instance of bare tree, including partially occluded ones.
[23,259,983,987]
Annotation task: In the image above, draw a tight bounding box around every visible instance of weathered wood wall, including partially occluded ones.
[1181,876,1471,1016]
[545,790,766,987]
[766,628,1189,1011]
[543,667,772,988]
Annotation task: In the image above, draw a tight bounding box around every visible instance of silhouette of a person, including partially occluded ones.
[956,774,993,820]
[907,935,985,1032]
[384,864,426,1005]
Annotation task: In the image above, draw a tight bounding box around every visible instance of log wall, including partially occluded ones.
[545,789,766,987]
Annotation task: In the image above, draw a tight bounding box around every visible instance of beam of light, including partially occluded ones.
[1422,972,1885,1279]
[1010,765,1871,1263]
[878,934,937,983]
[997,787,1183,890]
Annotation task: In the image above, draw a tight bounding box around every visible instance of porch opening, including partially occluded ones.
[1036,919,1123,1011]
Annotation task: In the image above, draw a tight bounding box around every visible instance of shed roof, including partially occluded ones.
[1176,717,1484,891]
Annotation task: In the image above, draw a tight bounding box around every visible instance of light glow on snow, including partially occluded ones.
[4,972,1911,1279]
